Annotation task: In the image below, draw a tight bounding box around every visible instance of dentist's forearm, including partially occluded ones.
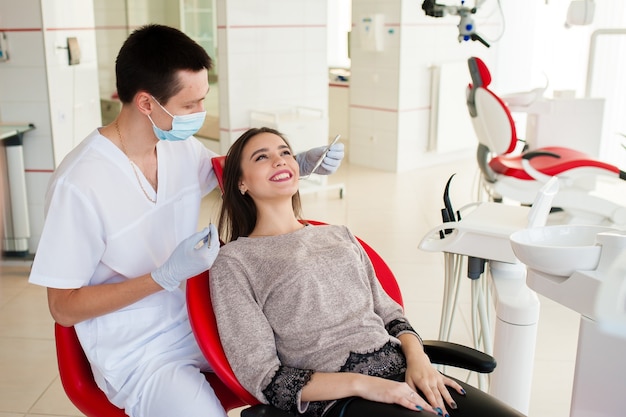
[47,273,163,327]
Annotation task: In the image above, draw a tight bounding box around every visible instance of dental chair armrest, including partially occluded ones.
[423,340,496,374]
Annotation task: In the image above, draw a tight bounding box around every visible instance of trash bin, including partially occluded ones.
[1,123,34,257]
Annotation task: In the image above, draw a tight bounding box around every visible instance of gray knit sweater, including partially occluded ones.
[209,224,421,416]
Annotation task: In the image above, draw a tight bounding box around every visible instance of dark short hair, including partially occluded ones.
[115,24,212,104]
[218,127,303,242]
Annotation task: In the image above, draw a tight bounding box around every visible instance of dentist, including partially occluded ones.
[28,24,343,417]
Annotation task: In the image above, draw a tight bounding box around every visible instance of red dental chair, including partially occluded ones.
[54,323,247,416]
[184,156,525,416]
[466,56,626,226]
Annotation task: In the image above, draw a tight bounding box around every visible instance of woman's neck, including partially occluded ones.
[249,201,303,237]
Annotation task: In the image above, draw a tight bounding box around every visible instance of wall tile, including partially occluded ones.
[349,125,398,171]
[0,67,48,102]
[261,27,304,53]
[219,0,328,150]
[41,0,95,29]
[48,99,76,167]
[397,65,430,110]
[0,31,45,67]
[226,27,260,54]
[93,0,127,26]
[0,0,43,28]
[396,109,425,171]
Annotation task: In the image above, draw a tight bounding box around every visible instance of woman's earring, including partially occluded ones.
[240,188,246,195]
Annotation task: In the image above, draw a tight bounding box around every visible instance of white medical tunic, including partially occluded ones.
[29,129,219,412]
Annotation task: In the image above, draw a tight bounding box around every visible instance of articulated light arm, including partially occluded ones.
[421,0,490,47]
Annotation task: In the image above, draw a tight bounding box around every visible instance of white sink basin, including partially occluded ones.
[510,225,616,277]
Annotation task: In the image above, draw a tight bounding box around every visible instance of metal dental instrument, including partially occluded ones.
[300,134,341,180]
[194,225,212,249]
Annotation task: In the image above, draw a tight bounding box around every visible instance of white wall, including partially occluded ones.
[491,1,626,168]
[215,0,329,154]
[349,0,491,172]
[93,0,181,99]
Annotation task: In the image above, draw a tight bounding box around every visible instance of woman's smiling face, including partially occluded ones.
[238,131,300,201]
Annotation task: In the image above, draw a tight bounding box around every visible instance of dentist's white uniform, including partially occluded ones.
[29,129,226,417]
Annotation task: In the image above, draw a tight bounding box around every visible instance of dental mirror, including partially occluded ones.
[300,134,341,180]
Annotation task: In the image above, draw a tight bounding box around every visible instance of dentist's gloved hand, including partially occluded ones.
[297,142,345,176]
[151,223,220,292]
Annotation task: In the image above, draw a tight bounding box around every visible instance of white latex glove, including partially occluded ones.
[151,223,220,292]
[297,142,345,176]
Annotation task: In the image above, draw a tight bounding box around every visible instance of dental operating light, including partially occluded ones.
[421,0,490,47]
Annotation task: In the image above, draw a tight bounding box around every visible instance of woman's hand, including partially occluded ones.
[303,371,448,414]
[352,375,441,414]
[400,338,464,416]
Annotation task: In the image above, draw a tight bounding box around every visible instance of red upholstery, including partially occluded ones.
[472,56,492,88]
[186,222,404,409]
[54,323,247,416]
[467,56,622,181]
[492,146,619,180]
[187,271,259,406]
[55,323,128,417]
[212,155,226,194]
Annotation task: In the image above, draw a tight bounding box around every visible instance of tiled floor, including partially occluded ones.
[0,153,580,417]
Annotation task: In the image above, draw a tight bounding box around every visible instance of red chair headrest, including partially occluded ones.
[468,57,491,88]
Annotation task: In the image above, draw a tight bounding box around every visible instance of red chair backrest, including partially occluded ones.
[54,323,246,417]
[55,318,246,415]
[55,323,129,417]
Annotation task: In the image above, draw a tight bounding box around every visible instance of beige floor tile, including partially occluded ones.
[0,264,32,308]
[0,284,54,339]
[29,377,84,416]
[0,337,58,413]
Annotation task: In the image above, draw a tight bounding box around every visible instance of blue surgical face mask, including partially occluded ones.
[148,96,207,141]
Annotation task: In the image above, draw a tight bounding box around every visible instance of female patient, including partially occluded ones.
[209,127,524,417]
